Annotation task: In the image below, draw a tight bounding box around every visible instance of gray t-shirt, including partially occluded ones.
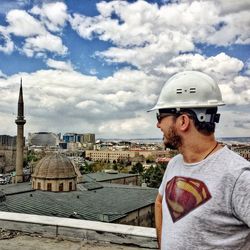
[159,146,250,250]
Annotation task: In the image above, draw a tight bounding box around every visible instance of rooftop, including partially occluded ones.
[0,211,157,249]
[0,182,157,223]
[0,234,150,250]
[84,172,139,182]
[0,182,32,195]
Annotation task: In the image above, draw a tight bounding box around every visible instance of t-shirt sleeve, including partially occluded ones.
[232,169,250,227]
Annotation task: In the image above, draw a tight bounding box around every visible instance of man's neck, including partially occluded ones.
[179,136,221,164]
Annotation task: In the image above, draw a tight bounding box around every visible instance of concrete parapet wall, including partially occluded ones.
[0,212,157,249]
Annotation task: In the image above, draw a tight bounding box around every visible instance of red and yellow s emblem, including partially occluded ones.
[165,176,211,222]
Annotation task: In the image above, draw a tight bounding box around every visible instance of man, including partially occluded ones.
[149,71,250,249]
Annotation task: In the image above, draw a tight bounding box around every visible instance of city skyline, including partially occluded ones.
[0,0,250,139]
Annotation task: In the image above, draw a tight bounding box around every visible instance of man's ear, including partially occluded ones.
[178,114,190,132]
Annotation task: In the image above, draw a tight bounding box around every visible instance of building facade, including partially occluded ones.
[0,135,16,147]
[85,150,171,163]
[86,150,134,162]
[84,172,140,186]
[63,133,81,143]
[82,133,95,144]
[0,135,17,173]
[29,132,60,147]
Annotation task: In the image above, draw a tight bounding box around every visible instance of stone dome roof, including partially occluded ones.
[32,154,77,179]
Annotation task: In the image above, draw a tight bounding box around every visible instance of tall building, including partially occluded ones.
[28,132,59,147]
[83,133,95,144]
[0,135,16,147]
[63,133,81,143]
[15,79,26,183]
[0,135,17,173]
[63,133,95,144]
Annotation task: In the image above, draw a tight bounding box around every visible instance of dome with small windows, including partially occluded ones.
[32,154,77,192]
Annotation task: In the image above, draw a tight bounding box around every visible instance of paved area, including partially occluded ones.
[0,232,151,250]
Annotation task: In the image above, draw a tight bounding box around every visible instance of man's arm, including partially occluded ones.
[155,193,163,249]
[232,170,250,227]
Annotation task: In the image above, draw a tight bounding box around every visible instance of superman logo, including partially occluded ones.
[165,176,211,222]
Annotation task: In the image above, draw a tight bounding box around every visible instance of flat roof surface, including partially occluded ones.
[0,182,32,195]
[84,172,139,182]
[0,233,151,250]
[0,182,157,222]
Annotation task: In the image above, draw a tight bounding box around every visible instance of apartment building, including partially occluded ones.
[86,150,134,162]
[85,149,172,162]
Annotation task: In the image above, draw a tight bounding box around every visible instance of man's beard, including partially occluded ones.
[163,126,182,150]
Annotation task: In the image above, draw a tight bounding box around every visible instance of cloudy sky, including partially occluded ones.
[0,0,249,139]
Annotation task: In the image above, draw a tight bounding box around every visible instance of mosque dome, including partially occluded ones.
[32,154,77,192]
[33,154,76,179]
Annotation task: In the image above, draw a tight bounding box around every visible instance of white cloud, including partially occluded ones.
[245,60,250,76]
[30,2,68,32]
[23,33,68,57]
[0,25,14,54]
[218,108,250,138]
[0,68,161,137]
[98,116,152,136]
[89,68,98,75]
[0,63,249,138]
[6,9,46,36]
[0,111,17,135]
[70,0,250,71]
[0,0,30,15]
[154,52,244,79]
[212,0,250,15]
[232,75,250,91]
[75,100,101,114]
[0,0,250,138]
[46,59,74,71]
[0,70,7,78]
[205,10,250,46]
[151,52,249,106]
[96,31,194,70]
[219,84,245,105]
[4,7,68,57]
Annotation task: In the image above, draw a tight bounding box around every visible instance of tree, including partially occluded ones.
[26,151,38,163]
[142,164,165,188]
[80,161,93,174]
[112,163,118,171]
[146,155,155,164]
[130,162,144,174]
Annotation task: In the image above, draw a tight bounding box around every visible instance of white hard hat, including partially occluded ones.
[149,71,225,111]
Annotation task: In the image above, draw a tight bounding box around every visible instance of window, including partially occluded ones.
[59,183,64,192]
[47,183,52,191]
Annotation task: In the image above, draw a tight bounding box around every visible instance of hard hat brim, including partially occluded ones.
[147,101,225,112]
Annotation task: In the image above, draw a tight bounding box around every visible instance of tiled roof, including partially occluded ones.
[0,182,33,195]
[0,182,157,222]
[84,172,139,182]
[79,182,103,191]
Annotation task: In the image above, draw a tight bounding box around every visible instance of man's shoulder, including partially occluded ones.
[167,153,182,167]
[221,146,249,163]
[217,146,250,173]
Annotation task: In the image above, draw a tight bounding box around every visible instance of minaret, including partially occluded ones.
[15,79,26,183]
